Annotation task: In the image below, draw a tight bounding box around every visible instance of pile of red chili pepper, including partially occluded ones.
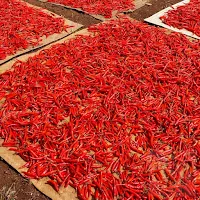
[47,0,134,18]
[0,0,68,60]
[160,0,200,37]
[0,17,200,199]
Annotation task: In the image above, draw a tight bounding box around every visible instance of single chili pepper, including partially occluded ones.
[47,180,59,192]
[23,171,38,179]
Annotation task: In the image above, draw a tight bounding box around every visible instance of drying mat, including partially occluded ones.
[39,0,149,21]
[0,18,199,200]
[0,28,90,200]
[144,0,200,40]
[0,0,83,65]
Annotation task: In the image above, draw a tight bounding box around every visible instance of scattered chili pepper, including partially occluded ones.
[46,0,135,18]
[0,17,200,199]
[160,0,200,37]
[0,0,70,61]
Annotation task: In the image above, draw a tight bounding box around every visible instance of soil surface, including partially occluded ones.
[0,0,181,199]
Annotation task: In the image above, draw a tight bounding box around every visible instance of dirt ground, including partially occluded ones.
[0,0,181,199]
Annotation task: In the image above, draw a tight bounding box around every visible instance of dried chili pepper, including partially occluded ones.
[0,17,200,199]
[0,0,70,61]
[160,0,200,37]
[47,0,135,18]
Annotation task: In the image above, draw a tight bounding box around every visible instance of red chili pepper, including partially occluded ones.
[23,171,38,179]
[47,0,134,18]
[0,17,199,199]
[0,0,71,61]
[160,0,200,37]
[47,180,59,192]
